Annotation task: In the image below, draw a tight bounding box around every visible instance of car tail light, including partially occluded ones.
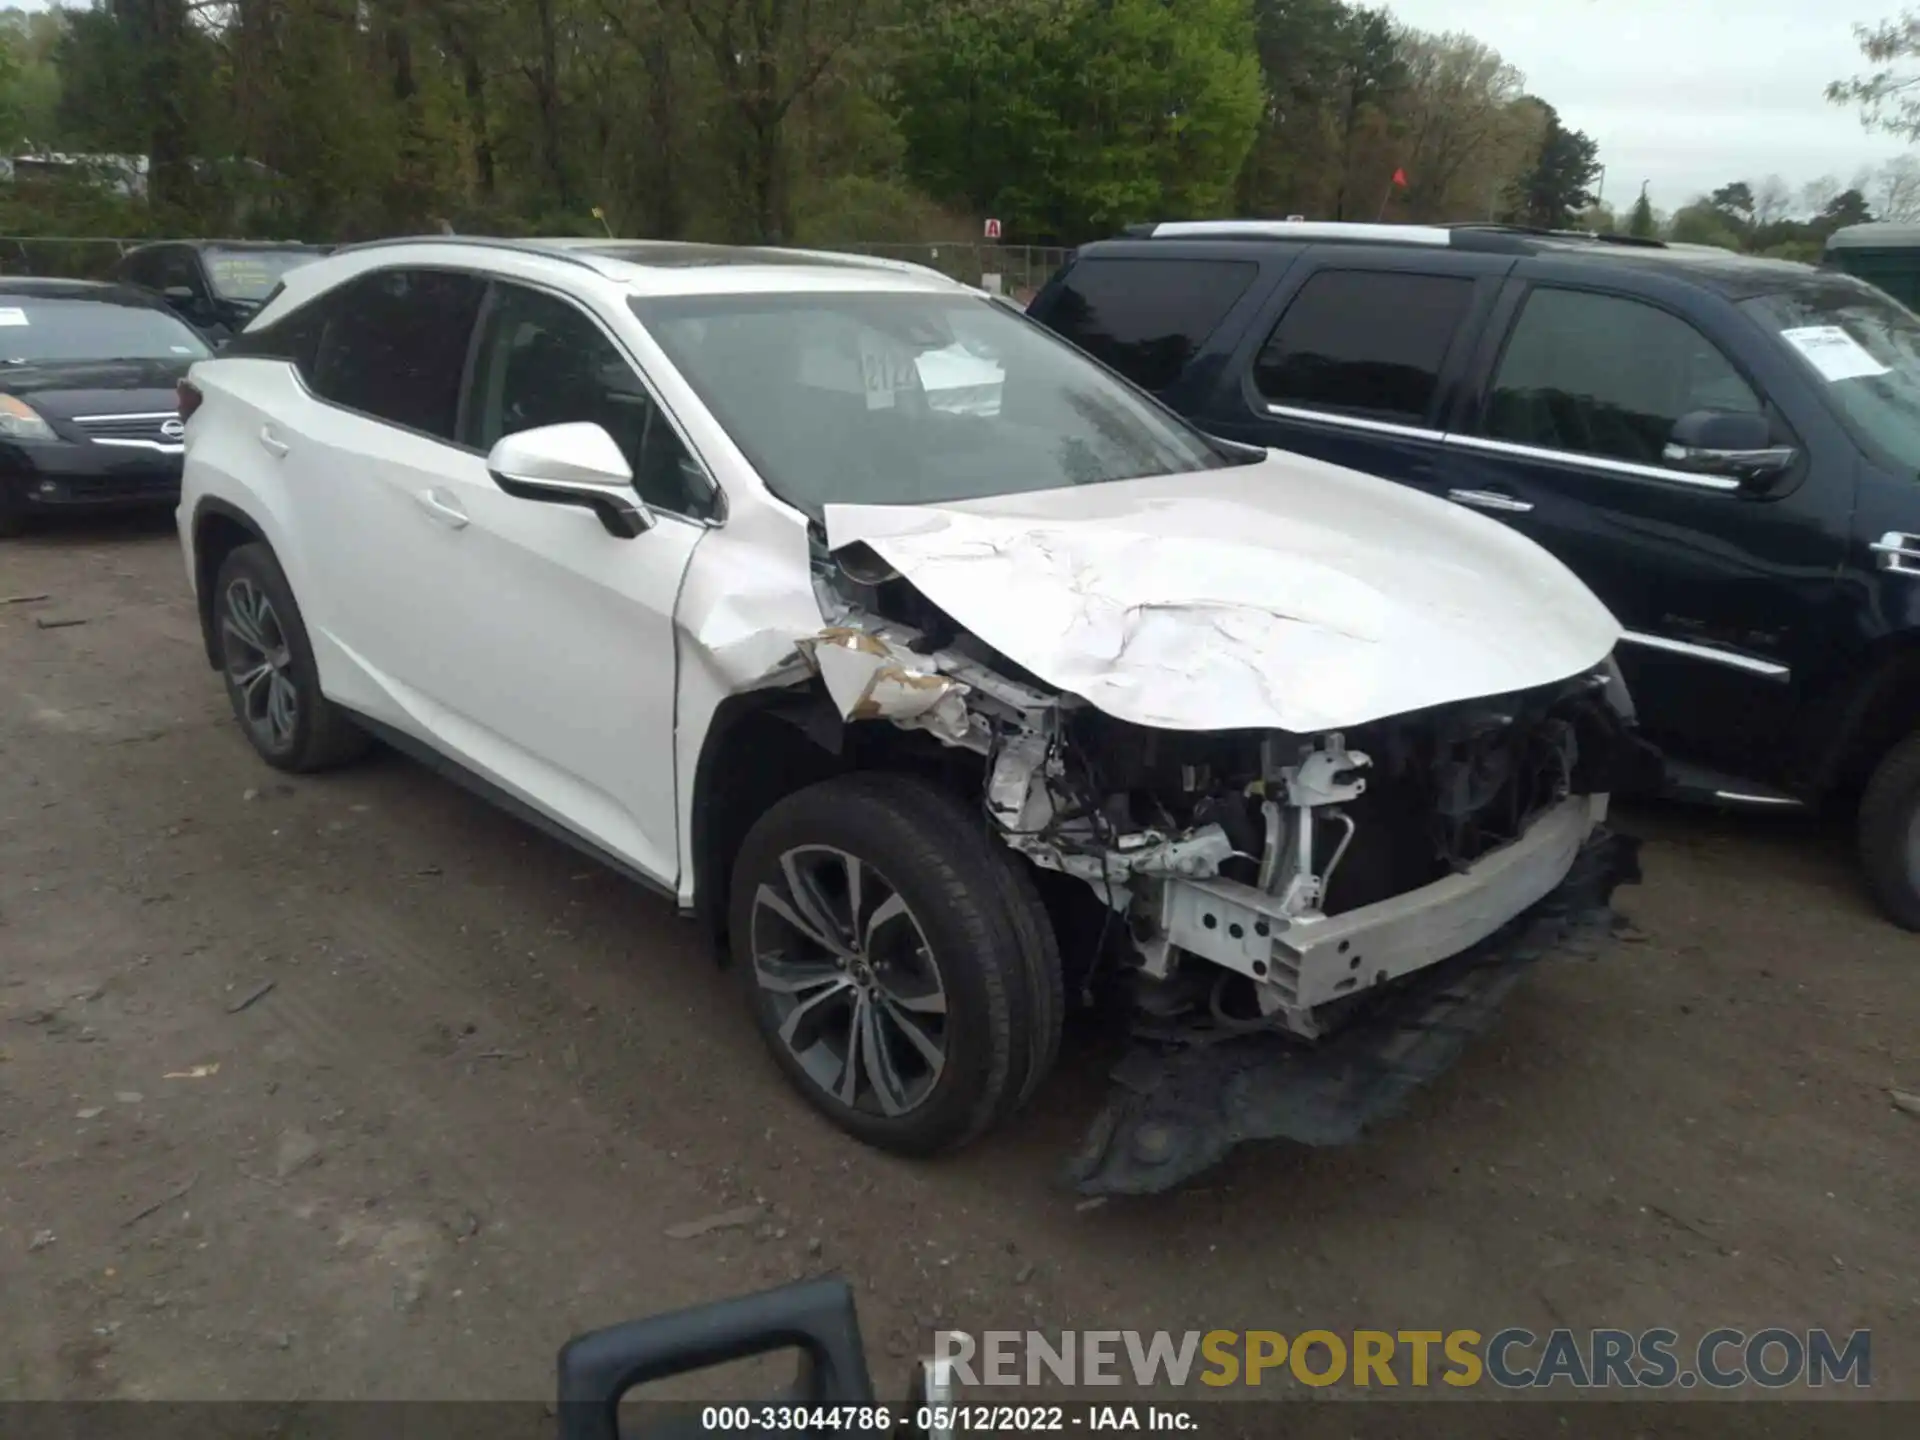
[176,379,202,421]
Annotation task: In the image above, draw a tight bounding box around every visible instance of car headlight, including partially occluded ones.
[0,394,57,440]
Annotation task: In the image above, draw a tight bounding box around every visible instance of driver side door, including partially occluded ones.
[1432,280,1843,779]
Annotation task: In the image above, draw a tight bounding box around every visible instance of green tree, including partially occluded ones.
[1668,199,1742,250]
[898,0,1264,241]
[1628,186,1656,237]
[1507,99,1599,228]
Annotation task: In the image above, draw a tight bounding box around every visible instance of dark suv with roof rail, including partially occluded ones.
[1027,219,1920,928]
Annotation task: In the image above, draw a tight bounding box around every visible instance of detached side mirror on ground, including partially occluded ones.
[486,421,655,538]
[1663,409,1797,490]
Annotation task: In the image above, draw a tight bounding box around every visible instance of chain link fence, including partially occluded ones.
[0,235,1071,298]
[0,235,140,278]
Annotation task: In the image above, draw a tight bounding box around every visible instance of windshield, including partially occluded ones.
[632,292,1233,515]
[1742,278,1920,471]
[0,298,212,365]
[204,248,319,302]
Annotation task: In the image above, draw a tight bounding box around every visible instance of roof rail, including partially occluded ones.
[1446,222,1668,250]
[1131,219,1453,246]
[326,234,613,274]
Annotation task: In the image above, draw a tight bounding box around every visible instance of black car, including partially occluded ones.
[1027,220,1920,927]
[110,239,328,341]
[0,278,213,535]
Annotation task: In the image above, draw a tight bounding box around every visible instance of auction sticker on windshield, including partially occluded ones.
[1781,324,1890,382]
[0,307,29,327]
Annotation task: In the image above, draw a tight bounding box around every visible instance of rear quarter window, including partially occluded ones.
[1040,256,1258,392]
[1254,270,1475,426]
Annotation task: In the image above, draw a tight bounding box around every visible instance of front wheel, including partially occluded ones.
[1857,728,1920,929]
[728,773,1063,1156]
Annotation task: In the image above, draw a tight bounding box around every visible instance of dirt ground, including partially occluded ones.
[1,518,1915,1412]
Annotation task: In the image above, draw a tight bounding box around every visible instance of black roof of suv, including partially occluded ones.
[1116,220,1825,299]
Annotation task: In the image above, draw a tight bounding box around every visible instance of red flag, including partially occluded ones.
[1392,167,1409,188]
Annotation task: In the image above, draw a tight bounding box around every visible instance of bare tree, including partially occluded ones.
[1752,173,1792,226]
[1830,10,1920,138]
[1875,153,1920,220]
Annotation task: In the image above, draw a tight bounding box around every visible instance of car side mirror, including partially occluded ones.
[1663,409,1797,491]
[486,422,654,539]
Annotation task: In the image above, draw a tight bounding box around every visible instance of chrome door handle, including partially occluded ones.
[258,426,290,458]
[414,487,469,529]
[1447,487,1533,514]
[1871,531,1920,575]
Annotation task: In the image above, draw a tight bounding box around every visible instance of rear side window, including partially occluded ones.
[1254,271,1474,426]
[1042,257,1257,392]
[308,269,486,440]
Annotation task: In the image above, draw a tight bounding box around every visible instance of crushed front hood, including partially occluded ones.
[825,456,1620,733]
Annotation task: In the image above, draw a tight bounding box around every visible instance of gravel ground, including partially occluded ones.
[1,517,1913,1420]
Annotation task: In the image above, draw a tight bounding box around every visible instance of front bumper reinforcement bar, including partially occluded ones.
[1067,827,1643,1196]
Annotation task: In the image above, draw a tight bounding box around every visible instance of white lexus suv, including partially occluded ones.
[177,238,1649,1194]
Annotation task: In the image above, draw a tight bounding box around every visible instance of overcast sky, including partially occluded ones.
[1384,0,1915,213]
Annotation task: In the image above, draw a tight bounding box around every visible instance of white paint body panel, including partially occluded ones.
[827,452,1620,734]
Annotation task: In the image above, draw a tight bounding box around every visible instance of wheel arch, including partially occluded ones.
[686,685,988,952]
[1804,635,1920,801]
[190,496,271,670]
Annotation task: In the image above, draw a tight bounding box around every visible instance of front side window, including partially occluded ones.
[0,296,211,364]
[1483,288,1761,466]
[1254,270,1475,425]
[634,292,1234,518]
[308,268,486,440]
[1741,277,1920,474]
[1043,257,1259,392]
[462,282,713,519]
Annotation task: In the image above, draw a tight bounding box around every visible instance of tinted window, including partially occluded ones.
[1043,257,1257,392]
[463,282,714,519]
[1254,271,1474,425]
[222,295,331,373]
[117,250,160,289]
[1484,289,1761,466]
[0,296,210,363]
[308,269,485,440]
[637,292,1238,519]
[154,248,203,294]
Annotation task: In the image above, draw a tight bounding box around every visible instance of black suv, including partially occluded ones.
[111,240,329,342]
[1028,220,1920,927]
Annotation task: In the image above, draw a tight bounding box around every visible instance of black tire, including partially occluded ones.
[213,542,372,773]
[1858,729,1920,930]
[0,498,25,538]
[728,772,1064,1156]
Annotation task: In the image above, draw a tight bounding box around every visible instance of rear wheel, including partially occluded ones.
[728,772,1063,1155]
[1858,728,1920,930]
[214,542,371,773]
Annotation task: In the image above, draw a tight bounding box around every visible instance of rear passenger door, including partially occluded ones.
[1194,246,1512,491]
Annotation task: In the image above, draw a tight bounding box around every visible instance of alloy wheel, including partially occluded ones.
[222,577,299,751]
[750,845,949,1117]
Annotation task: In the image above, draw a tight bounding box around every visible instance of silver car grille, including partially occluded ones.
[72,411,184,452]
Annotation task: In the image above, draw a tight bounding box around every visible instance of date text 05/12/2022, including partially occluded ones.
[698,1406,1196,1432]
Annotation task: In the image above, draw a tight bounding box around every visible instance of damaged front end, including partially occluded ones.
[801,533,1656,1193]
